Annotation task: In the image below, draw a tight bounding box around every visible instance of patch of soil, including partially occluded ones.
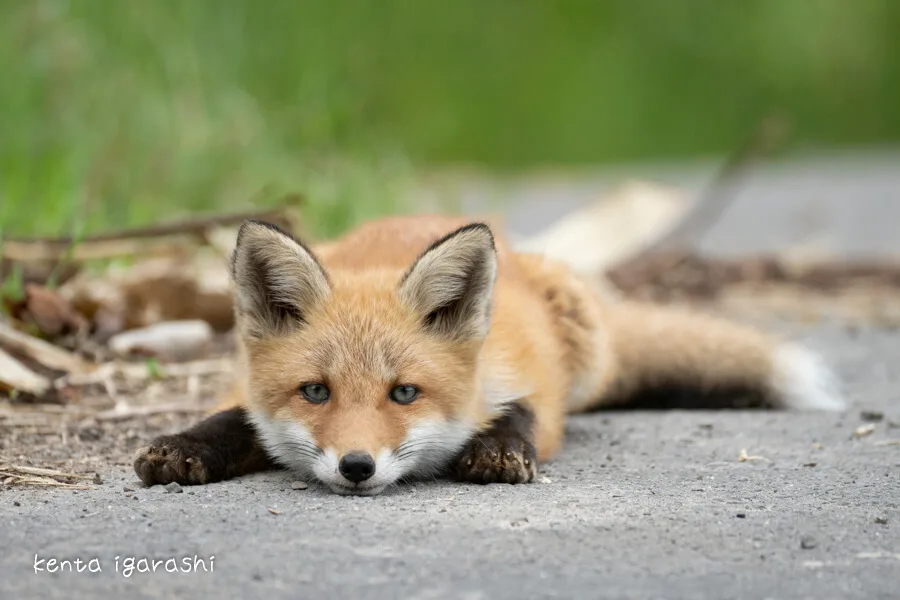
[1,366,230,481]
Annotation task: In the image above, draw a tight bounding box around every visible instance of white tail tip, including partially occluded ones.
[771,342,847,411]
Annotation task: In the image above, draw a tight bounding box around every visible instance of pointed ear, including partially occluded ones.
[398,223,498,341]
[230,220,331,338]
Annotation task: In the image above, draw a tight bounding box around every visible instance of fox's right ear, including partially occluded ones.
[398,223,498,342]
[231,220,331,338]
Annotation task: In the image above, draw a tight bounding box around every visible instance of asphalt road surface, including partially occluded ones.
[3,151,900,600]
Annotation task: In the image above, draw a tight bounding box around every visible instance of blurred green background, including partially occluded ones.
[2,0,899,238]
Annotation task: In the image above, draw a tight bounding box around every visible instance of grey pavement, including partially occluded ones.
[2,150,900,599]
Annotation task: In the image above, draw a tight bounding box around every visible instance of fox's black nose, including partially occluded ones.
[339,452,376,483]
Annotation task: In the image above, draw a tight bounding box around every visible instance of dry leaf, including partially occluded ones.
[60,251,234,334]
[738,448,768,462]
[16,284,89,338]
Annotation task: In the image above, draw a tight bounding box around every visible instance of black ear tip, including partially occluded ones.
[456,222,496,249]
[232,219,297,276]
[235,219,309,253]
[238,219,293,240]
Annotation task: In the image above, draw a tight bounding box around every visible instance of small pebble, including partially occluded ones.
[736,513,747,519]
[291,481,309,490]
[164,482,183,494]
[853,423,876,438]
[860,410,884,422]
[874,516,888,525]
[13,501,20,507]
[123,486,135,492]
[801,536,817,549]
[92,473,104,485]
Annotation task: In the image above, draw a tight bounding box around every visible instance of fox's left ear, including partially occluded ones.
[398,223,498,341]
[231,220,331,339]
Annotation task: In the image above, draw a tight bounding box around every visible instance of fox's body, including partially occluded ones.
[135,215,845,495]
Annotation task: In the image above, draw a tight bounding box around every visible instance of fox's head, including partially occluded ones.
[230,220,498,495]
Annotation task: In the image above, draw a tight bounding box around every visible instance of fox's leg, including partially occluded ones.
[133,406,277,486]
[455,402,538,485]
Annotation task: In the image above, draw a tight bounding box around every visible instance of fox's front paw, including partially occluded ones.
[455,431,537,485]
[133,435,212,487]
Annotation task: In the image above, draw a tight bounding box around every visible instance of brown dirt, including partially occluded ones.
[0,360,231,485]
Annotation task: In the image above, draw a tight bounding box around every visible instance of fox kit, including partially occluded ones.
[134,215,845,495]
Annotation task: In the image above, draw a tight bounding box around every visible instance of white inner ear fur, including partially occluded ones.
[231,221,331,338]
[398,224,498,340]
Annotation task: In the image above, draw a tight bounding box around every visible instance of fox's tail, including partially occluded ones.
[592,300,846,412]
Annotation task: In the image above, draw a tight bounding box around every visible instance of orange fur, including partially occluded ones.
[220,215,844,493]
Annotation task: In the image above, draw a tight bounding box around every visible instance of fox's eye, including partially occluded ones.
[299,383,330,404]
[389,385,418,405]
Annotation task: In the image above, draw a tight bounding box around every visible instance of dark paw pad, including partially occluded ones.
[133,436,211,487]
[456,433,537,484]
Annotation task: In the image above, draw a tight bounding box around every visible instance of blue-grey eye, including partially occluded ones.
[389,385,418,405]
[300,383,330,404]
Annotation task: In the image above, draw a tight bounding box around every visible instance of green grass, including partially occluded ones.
[2,0,899,238]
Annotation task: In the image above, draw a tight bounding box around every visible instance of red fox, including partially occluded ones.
[134,215,845,495]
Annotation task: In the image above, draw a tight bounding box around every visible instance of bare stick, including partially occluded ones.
[94,402,211,422]
[0,321,93,374]
[4,464,96,480]
[628,114,791,257]
[56,357,232,388]
[2,205,299,262]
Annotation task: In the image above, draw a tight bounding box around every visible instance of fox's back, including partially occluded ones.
[313,215,519,278]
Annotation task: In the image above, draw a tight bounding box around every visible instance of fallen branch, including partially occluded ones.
[642,114,791,255]
[6,464,96,480]
[0,348,51,396]
[0,321,93,374]
[0,463,98,489]
[606,114,792,285]
[94,401,211,422]
[2,204,299,262]
[56,356,233,389]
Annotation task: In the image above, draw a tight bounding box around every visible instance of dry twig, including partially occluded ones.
[738,448,769,462]
[57,357,232,388]
[0,321,93,374]
[2,205,299,263]
[94,401,210,422]
[0,462,98,490]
